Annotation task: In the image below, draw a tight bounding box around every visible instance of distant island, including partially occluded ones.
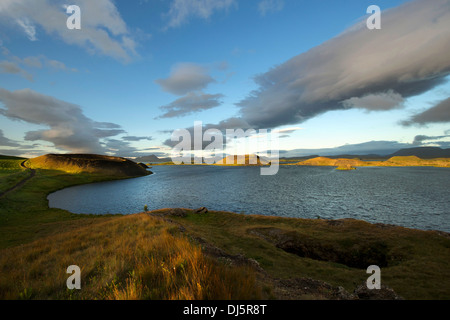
[133,154,172,163]
[296,156,450,170]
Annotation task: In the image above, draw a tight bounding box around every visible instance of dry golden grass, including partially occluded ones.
[296,156,450,168]
[297,157,368,167]
[0,213,263,300]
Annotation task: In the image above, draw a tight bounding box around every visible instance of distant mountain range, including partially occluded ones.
[132,147,450,164]
[389,147,450,159]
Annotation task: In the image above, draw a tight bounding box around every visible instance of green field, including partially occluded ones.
[0,157,449,300]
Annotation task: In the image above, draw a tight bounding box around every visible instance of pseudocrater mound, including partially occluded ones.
[27,154,151,177]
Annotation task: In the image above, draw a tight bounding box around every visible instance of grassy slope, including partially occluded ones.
[1,158,449,300]
[0,167,121,248]
[0,213,262,300]
[170,211,450,300]
[0,159,29,192]
[0,161,264,300]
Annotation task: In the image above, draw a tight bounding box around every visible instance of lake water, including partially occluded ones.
[48,165,450,232]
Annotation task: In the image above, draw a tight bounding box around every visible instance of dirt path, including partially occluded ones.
[0,161,36,198]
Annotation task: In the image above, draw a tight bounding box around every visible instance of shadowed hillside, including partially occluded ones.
[133,154,172,163]
[27,154,152,177]
[0,155,27,160]
[389,147,450,159]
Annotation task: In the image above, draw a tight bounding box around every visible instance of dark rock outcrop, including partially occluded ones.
[167,208,188,218]
[354,283,403,300]
[195,207,208,214]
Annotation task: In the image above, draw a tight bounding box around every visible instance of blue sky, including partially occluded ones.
[0,0,449,158]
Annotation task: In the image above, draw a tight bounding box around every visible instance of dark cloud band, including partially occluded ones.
[236,0,450,129]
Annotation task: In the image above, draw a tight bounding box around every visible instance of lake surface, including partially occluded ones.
[48,165,450,232]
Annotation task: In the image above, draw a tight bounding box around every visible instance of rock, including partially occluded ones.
[274,278,357,300]
[354,283,403,300]
[195,207,208,214]
[167,208,187,218]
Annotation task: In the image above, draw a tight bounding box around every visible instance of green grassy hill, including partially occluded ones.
[27,154,151,177]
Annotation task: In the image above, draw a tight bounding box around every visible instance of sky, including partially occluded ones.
[0,0,449,159]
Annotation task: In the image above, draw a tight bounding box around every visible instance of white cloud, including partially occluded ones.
[157,92,224,118]
[47,59,69,71]
[155,63,216,95]
[16,17,37,41]
[0,0,137,62]
[0,47,77,79]
[0,61,33,81]
[258,0,284,17]
[273,127,303,134]
[0,88,126,153]
[22,56,43,68]
[164,0,237,29]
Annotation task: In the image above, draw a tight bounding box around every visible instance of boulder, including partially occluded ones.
[354,283,403,300]
[167,208,187,218]
[195,207,208,214]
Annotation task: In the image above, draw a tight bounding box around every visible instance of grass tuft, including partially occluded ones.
[0,214,263,300]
